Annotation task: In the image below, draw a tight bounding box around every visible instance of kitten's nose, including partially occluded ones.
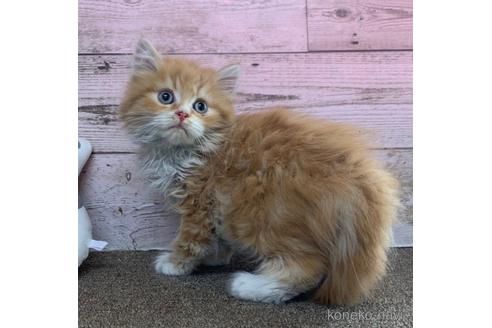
[175,111,189,122]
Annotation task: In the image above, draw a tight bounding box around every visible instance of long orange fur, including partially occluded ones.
[120,40,400,305]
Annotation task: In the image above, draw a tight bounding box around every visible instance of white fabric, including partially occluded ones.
[78,207,92,267]
[78,138,92,175]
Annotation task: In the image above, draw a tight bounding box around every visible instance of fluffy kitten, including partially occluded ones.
[119,39,400,305]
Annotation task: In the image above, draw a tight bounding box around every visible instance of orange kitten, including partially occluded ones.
[119,39,400,305]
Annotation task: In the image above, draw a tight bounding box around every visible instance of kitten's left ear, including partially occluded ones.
[217,64,240,93]
[133,39,161,72]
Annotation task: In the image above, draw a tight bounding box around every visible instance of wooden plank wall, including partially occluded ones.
[79,0,413,250]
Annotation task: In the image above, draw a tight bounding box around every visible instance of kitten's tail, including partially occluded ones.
[312,241,389,305]
[312,175,398,305]
[313,189,399,304]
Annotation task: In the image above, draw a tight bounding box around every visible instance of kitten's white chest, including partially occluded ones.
[141,147,203,195]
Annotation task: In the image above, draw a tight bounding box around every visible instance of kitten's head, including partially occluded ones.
[120,39,239,152]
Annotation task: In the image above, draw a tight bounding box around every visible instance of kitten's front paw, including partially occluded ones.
[154,252,192,276]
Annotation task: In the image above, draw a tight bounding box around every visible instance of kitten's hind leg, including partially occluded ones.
[228,256,324,304]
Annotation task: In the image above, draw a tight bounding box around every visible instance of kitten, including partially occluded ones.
[119,39,400,305]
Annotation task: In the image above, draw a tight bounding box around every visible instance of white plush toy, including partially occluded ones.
[79,138,108,266]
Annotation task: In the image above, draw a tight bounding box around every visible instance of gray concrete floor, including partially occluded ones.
[79,248,412,327]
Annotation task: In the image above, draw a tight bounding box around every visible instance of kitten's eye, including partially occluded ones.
[157,89,175,104]
[193,100,208,114]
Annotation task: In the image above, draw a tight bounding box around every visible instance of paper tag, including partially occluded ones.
[88,239,108,251]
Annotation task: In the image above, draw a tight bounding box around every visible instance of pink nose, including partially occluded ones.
[175,111,189,122]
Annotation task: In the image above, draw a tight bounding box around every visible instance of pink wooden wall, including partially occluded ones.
[78,0,413,250]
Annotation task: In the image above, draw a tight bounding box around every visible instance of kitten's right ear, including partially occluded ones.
[217,64,240,94]
[133,39,161,72]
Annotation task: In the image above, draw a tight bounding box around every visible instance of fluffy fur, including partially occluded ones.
[119,39,400,305]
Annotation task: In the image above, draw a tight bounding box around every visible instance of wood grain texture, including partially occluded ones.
[79,149,412,250]
[78,51,412,152]
[307,0,413,51]
[79,0,307,54]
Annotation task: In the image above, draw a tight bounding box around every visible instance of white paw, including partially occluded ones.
[228,272,297,304]
[154,252,190,276]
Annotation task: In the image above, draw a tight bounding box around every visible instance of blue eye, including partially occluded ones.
[193,100,208,114]
[157,89,174,104]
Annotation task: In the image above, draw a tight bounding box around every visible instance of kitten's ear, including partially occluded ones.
[133,39,161,72]
[217,64,240,93]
